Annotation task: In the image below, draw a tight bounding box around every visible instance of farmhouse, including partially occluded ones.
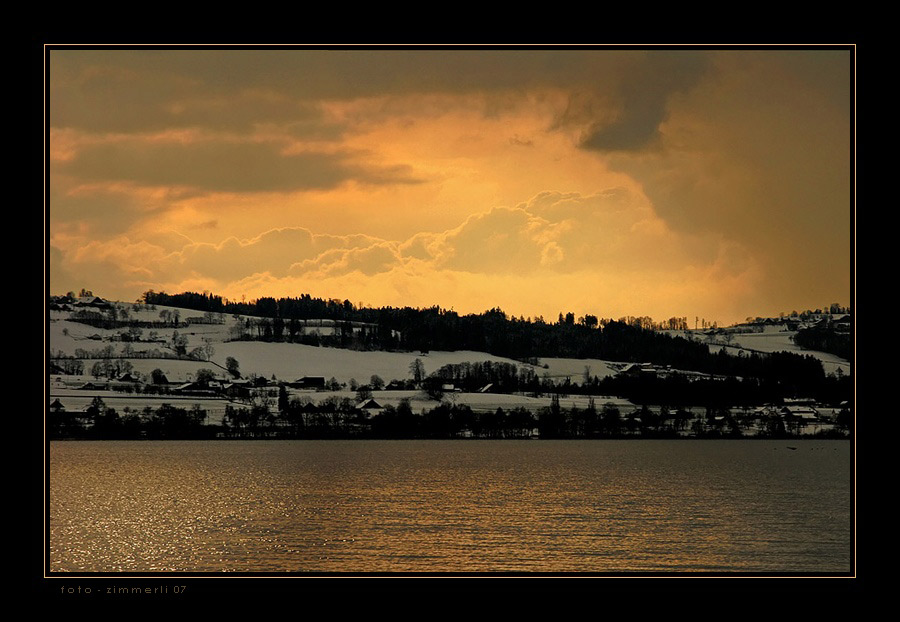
[75,296,112,309]
[221,383,252,399]
[359,399,384,418]
[780,406,820,424]
[172,382,217,397]
[290,376,326,390]
[78,382,107,390]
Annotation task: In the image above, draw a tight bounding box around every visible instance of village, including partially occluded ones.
[47,294,852,440]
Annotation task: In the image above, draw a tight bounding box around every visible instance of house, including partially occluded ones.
[221,383,252,399]
[291,376,326,390]
[151,372,170,385]
[619,363,659,379]
[359,399,384,418]
[172,382,217,396]
[116,372,140,383]
[49,399,66,413]
[783,398,816,406]
[780,406,819,424]
[78,382,106,390]
[833,316,851,333]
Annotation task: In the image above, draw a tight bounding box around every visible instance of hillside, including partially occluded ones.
[50,295,850,384]
[49,303,623,385]
[47,295,852,439]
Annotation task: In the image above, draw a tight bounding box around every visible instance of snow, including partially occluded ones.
[708,332,850,375]
[660,327,850,376]
[49,300,851,394]
[535,358,620,381]
[210,341,536,384]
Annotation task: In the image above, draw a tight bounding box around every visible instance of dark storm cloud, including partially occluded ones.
[50,49,701,134]
[55,140,421,192]
[50,51,343,135]
[577,52,710,151]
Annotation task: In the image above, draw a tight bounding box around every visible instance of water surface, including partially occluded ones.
[49,440,852,573]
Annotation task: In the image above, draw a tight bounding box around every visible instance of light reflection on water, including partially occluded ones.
[49,440,852,573]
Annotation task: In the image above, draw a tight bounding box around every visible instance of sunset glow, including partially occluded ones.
[48,47,853,325]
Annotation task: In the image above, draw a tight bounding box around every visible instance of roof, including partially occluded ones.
[781,406,819,419]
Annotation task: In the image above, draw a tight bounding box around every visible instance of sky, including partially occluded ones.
[47,47,853,326]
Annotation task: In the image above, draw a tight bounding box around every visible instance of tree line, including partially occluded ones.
[49,398,214,439]
[140,290,840,394]
[792,322,851,360]
[50,395,850,440]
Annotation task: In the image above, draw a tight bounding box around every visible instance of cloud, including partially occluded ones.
[47,50,851,323]
[54,136,421,193]
[50,50,708,139]
[172,228,386,280]
[49,177,176,238]
[290,243,402,277]
[552,51,710,152]
[420,207,553,273]
[51,187,769,325]
[602,51,852,313]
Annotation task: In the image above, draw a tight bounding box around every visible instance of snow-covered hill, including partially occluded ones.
[661,324,851,376]
[49,300,624,385]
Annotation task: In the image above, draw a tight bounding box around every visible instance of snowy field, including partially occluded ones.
[50,301,850,391]
[662,326,850,376]
[50,303,622,385]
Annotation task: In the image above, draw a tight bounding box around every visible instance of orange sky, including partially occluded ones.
[48,47,853,326]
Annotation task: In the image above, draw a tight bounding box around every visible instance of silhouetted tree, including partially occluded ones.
[225,356,241,378]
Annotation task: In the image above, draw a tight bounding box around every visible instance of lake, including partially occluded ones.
[49,440,853,574]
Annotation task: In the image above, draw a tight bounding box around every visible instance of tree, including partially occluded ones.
[409,358,425,385]
[195,368,216,385]
[225,357,241,378]
[370,374,385,390]
[278,384,289,414]
[836,408,852,434]
[600,404,621,436]
[151,368,168,385]
[171,331,188,356]
[90,361,106,379]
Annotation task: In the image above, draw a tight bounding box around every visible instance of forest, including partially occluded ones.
[48,395,851,441]
[139,290,837,396]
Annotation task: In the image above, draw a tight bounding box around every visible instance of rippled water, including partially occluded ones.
[49,440,852,573]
